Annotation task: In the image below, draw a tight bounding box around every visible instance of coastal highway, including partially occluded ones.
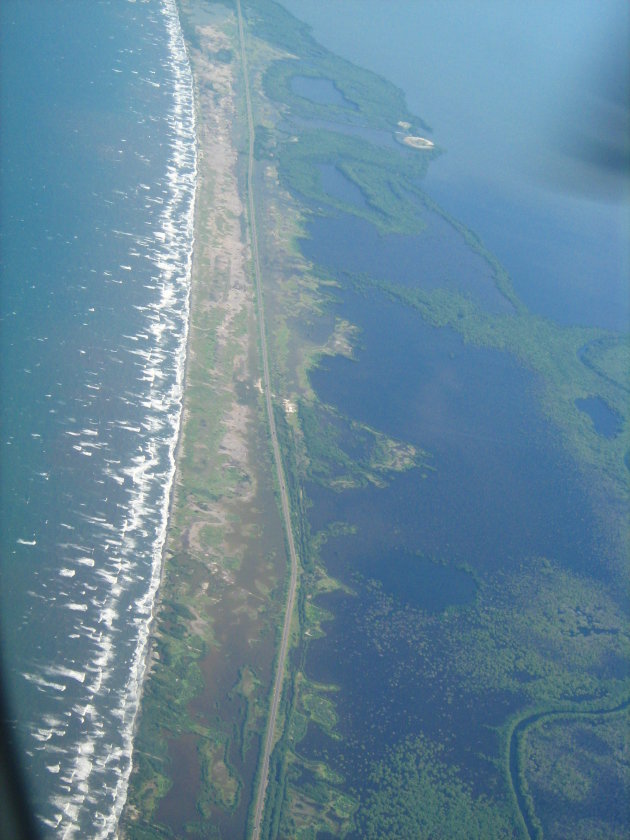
[236,1,300,837]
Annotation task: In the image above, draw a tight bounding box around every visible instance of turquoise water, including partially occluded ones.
[0,1,195,834]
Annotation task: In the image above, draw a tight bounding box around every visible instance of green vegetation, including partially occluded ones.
[198,736,241,815]
[300,685,339,736]
[370,278,629,496]
[245,0,423,131]
[355,735,515,839]
[268,677,356,838]
[262,56,419,131]
[278,129,433,235]
[441,559,630,705]
[121,2,289,836]
[580,335,630,392]
[298,399,430,491]
[125,1,629,837]
[520,707,630,839]
[242,0,630,836]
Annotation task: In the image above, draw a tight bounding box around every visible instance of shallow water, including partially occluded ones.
[318,165,368,210]
[281,0,630,333]
[273,3,628,829]
[295,227,611,806]
[576,395,623,439]
[292,74,356,109]
[301,209,511,313]
[308,281,607,580]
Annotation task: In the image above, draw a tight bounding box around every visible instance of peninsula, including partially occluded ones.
[121,1,630,838]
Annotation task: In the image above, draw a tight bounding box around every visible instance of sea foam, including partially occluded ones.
[21,1,197,836]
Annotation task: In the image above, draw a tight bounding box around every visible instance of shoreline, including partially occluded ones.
[120,2,630,838]
[119,3,291,835]
[113,0,199,834]
[128,0,199,715]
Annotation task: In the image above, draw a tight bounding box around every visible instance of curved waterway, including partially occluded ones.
[509,697,630,840]
[0,1,196,835]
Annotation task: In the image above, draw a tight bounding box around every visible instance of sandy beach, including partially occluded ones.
[120,5,288,835]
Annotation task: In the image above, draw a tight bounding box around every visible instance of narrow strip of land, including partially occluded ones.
[235,2,299,838]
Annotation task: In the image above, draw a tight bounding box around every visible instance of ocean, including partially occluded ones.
[0,0,196,835]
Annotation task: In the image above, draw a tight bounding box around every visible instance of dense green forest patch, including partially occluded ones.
[355,735,515,839]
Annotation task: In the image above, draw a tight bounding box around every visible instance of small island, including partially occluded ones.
[397,119,434,149]
[401,134,435,149]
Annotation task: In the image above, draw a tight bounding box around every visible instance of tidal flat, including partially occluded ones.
[122,1,629,838]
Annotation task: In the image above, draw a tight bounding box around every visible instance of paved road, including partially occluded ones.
[235,2,300,838]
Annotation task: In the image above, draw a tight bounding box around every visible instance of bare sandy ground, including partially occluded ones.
[175,20,256,552]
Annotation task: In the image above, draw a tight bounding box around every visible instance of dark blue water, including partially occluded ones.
[294,257,613,819]
[307,285,607,581]
[277,3,628,825]
[0,1,195,835]
[576,396,624,438]
[318,165,368,210]
[352,550,477,612]
[301,210,511,313]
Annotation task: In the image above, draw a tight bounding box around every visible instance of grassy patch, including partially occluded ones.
[298,398,430,491]
[278,129,433,235]
[372,278,630,497]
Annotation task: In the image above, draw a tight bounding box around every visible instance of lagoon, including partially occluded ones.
[272,2,629,832]
[281,0,630,332]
